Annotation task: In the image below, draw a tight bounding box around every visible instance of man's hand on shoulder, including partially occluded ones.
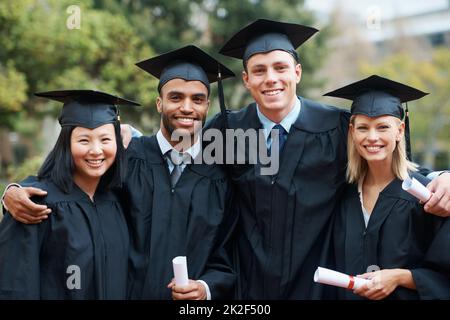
[3,185,50,224]
[425,172,450,217]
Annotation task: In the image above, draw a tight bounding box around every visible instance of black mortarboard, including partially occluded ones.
[135,45,234,94]
[324,74,429,160]
[35,90,140,129]
[324,75,428,118]
[136,45,234,128]
[219,19,318,63]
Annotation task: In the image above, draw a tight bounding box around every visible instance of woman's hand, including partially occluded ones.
[353,269,414,300]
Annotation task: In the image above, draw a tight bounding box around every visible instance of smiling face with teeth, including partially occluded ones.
[350,115,404,165]
[70,123,117,191]
[243,50,301,123]
[157,78,210,147]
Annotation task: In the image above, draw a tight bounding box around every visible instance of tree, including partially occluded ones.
[0,0,158,178]
[97,0,330,115]
[92,0,203,53]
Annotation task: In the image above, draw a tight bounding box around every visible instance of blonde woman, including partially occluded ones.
[325,75,450,300]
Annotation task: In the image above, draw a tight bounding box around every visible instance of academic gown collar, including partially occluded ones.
[132,135,226,180]
[379,177,418,202]
[234,96,342,133]
[136,135,165,164]
[345,177,419,272]
[231,102,263,131]
[349,177,408,231]
[41,178,118,204]
[291,96,342,132]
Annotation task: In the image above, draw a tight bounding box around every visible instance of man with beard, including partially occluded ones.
[2,45,238,300]
[125,45,237,300]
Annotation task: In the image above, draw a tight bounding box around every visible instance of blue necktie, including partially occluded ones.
[166,150,190,187]
[269,124,288,155]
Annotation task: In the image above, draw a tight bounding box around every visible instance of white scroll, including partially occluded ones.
[402,177,432,202]
[172,256,189,287]
[313,267,369,290]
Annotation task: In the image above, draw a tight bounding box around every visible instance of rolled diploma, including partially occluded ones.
[172,256,189,287]
[402,177,432,202]
[314,267,369,290]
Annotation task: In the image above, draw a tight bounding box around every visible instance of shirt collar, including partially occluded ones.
[357,175,370,227]
[156,129,201,159]
[256,97,301,140]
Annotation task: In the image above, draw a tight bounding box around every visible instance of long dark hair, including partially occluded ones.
[38,122,126,193]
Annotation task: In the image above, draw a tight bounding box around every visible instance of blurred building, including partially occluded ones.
[364,1,450,55]
[306,0,450,169]
[317,1,450,91]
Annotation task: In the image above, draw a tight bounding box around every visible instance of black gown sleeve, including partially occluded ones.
[121,143,153,299]
[0,192,49,299]
[417,167,432,177]
[411,217,450,299]
[408,201,450,299]
[204,112,225,131]
[425,218,450,273]
[194,176,238,299]
[411,268,450,299]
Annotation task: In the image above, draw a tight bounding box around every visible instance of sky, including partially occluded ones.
[305,0,449,20]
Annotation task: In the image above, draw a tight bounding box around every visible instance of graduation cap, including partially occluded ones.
[219,19,318,63]
[324,74,429,160]
[35,90,140,129]
[136,45,235,127]
[135,45,234,94]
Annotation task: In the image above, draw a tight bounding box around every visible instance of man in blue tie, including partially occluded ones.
[208,18,450,299]
[268,124,287,156]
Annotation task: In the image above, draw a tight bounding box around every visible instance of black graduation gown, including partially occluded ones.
[0,178,129,299]
[333,173,450,299]
[123,135,236,300]
[424,218,450,275]
[207,97,350,299]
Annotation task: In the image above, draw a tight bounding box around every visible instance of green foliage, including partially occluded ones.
[0,0,158,132]
[0,183,5,200]
[7,155,43,182]
[94,0,203,53]
[0,63,28,128]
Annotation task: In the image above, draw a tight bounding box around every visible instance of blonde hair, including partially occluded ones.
[346,115,418,183]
